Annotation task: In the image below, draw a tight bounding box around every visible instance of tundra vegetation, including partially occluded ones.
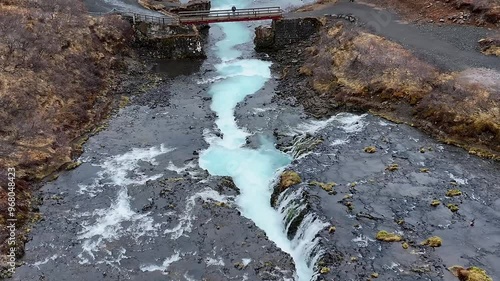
[0,0,133,267]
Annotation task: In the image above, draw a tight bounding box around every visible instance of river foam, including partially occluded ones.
[76,145,172,264]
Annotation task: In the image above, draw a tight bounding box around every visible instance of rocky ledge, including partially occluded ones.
[270,113,499,281]
[133,22,206,59]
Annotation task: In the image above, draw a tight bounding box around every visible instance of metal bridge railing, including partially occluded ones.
[87,10,179,26]
[120,11,179,25]
[87,6,283,26]
[178,7,283,23]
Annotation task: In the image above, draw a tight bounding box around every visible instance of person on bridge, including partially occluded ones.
[231,6,236,13]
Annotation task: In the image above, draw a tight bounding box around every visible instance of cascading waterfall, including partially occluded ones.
[198,1,327,280]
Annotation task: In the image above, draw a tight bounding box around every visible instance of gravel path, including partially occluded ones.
[83,0,166,16]
[287,0,500,72]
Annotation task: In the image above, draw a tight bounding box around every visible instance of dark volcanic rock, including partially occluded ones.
[277,113,500,281]
[133,22,206,59]
[254,18,324,51]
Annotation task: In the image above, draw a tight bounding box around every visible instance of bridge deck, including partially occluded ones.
[178,7,283,24]
[88,6,283,26]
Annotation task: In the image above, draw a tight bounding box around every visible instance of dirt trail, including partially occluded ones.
[83,0,165,16]
[287,0,499,72]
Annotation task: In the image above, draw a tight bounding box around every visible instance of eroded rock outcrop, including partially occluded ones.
[254,18,324,51]
[133,22,205,59]
[138,0,211,15]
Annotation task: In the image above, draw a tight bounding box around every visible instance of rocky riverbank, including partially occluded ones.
[270,113,500,280]
[250,4,500,280]
[0,2,131,274]
[256,15,500,159]
[0,1,207,276]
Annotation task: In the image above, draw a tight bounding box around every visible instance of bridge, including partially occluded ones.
[89,7,283,26]
[178,7,283,25]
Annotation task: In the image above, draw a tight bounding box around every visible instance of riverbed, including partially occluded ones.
[12,0,500,280]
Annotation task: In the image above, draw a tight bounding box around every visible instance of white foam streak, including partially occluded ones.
[140,251,181,274]
[352,235,375,247]
[277,188,329,280]
[291,113,367,135]
[78,187,157,262]
[78,144,173,195]
[446,171,468,185]
[206,257,225,266]
[164,189,231,239]
[331,139,349,146]
[76,145,172,264]
[33,254,58,268]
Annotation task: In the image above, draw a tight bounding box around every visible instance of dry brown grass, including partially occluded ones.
[306,23,437,106]
[294,0,338,12]
[0,0,133,261]
[366,0,500,27]
[479,33,500,56]
[0,0,132,179]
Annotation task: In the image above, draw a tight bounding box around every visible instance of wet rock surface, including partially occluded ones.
[12,25,295,281]
[271,114,500,280]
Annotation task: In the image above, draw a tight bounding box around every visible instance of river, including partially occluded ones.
[12,0,500,280]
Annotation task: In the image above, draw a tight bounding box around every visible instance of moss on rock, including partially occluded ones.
[364,146,377,153]
[271,170,302,207]
[447,203,460,212]
[320,267,331,274]
[376,230,403,242]
[280,171,302,189]
[449,266,493,281]
[309,180,336,192]
[446,189,462,197]
[421,236,442,247]
[431,199,441,207]
[386,163,399,171]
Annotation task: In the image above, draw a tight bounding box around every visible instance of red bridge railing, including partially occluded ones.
[178,6,283,24]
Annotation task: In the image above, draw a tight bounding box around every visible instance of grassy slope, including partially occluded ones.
[299,22,499,157]
[0,0,132,269]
